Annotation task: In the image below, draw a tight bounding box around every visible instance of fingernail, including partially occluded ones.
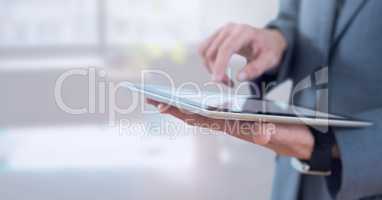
[238,72,247,81]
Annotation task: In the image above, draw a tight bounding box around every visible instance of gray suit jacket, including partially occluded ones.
[256,0,382,199]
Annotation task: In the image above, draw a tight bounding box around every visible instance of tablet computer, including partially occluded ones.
[125,83,372,127]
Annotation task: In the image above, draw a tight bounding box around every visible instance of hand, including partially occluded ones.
[146,99,315,160]
[199,23,287,86]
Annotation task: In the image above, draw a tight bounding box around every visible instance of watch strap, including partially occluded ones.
[305,127,335,171]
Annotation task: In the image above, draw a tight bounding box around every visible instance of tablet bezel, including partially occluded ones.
[126,83,372,127]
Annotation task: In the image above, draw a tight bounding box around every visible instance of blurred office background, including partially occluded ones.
[0,0,279,199]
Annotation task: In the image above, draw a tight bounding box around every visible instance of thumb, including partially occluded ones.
[237,53,276,81]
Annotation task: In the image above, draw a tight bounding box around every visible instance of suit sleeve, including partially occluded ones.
[251,0,300,96]
[266,0,300,82]
[329,108,382,199]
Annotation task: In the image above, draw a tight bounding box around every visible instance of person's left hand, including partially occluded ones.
[146,98,315,160]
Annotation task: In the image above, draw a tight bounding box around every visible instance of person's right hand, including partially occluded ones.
[199,23,287,87]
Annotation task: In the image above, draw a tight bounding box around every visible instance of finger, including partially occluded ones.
[156,103,188,116]
[199,27,224,73]
[237,43,260,59]
[159,104,204,122]
[213,30,252,82]
[159,104,227,130]
[146,98,161,106]
[157,103,169,113]
[220,75,235,87]
[237,53,275,81]
[146,99,174,114]
[199,27,224,57]
[205,27,232,69]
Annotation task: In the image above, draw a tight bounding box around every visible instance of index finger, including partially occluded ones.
[198,27,224,58]
[212,31,250,81]
[145,98,161,107]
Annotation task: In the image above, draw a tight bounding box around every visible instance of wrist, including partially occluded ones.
[265,124,314,160]
[301,127,336,173]
[301,131,340,160]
